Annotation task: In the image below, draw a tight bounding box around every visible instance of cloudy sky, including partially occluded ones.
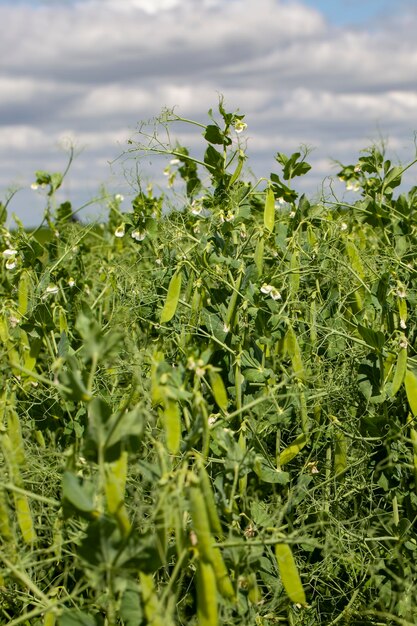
[2,0,417,226]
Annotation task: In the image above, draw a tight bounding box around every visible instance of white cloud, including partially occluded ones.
[1,0,417,224]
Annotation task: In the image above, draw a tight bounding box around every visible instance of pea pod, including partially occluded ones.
[397,297,407,329]
[189,476,235,600]
[163,398,181,455]
[15,493,37,544]
[7,405,26,466]
[104,451,130,535]
[286,326,305,382]
[279,432,307,466]
[139,572,165,626]
[208,369,228,412]
[309,298,317,347]
[289,250,300,298]
[275,542,306,606]
[196,560,218,626]
[334,431,347,478]
[405,369,417,416]
[43,611,56,626]
[0,485,13,544]
[189,477,215,562]
[264,187,275,233]
[18,270,30,317]
[197,458,223,536]
[254,236,264,278]
[224,269,243,331]
[1,434,36,544]
[390,345,407,397]
[160,269,182,323]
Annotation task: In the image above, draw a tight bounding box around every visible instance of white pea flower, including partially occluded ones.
[115,194,124,202]
[191,200,203,215]
[68,277,76,287]
[9,315,20,328]
[354,165,362,173]
[114,224,125,238]
[131,229,146,241]
[400,319,407,329]
[30,183,39,190]
[340,222,348,231]
[270,288,282,301]
[289,211,296,218]
[260,283,281,300]
[346,181,360,192]
[3,248,18,269]
[170,158,180,165]
[261,283,273,294]
[234,120,247,133]
[397,287,407,298]
[3,248,17,259]
[45,284,59,295]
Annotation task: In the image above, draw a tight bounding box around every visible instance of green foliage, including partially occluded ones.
[1,99,417,626]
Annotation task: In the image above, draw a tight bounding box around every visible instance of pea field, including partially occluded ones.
[1,101,417,625]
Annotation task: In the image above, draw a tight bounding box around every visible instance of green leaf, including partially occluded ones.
[204,145,224,173]
[59,610,97,626]
[105,405,145,451]
[62,471,96,514]
[254,456,290,484]
[204,125,225,145]
[357,325,385,351]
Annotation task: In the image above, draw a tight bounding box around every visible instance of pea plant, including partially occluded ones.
[1,99,417,626]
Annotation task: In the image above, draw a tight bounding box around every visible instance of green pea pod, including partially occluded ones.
[189,477,235,600]
[160,270,182,323]
[15,494,37,545]
[208,370,228,412]
[18,270,30,317]
[279,432,307,466]
[254,236,264,278]
[275,542,306,606]
[397,297,407,328]
[139,572,165,626]
[228,153,244,188]
[225,269,243,331]
[264,187,275,233]
[345,240,365,279]
[286,326,305,382]
[391,346,407,397]
[105,451,130,536]
[0,485,13,543]
[7,405,26,466]
[334,431,347,478]
[289,250,300,298]
[196,561,218,626]
[197,459,223,536]
[405,369,417,416]
[163,398,181,455]
[189,478,214,562]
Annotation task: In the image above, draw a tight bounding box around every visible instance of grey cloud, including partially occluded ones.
[1,0,417,225]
